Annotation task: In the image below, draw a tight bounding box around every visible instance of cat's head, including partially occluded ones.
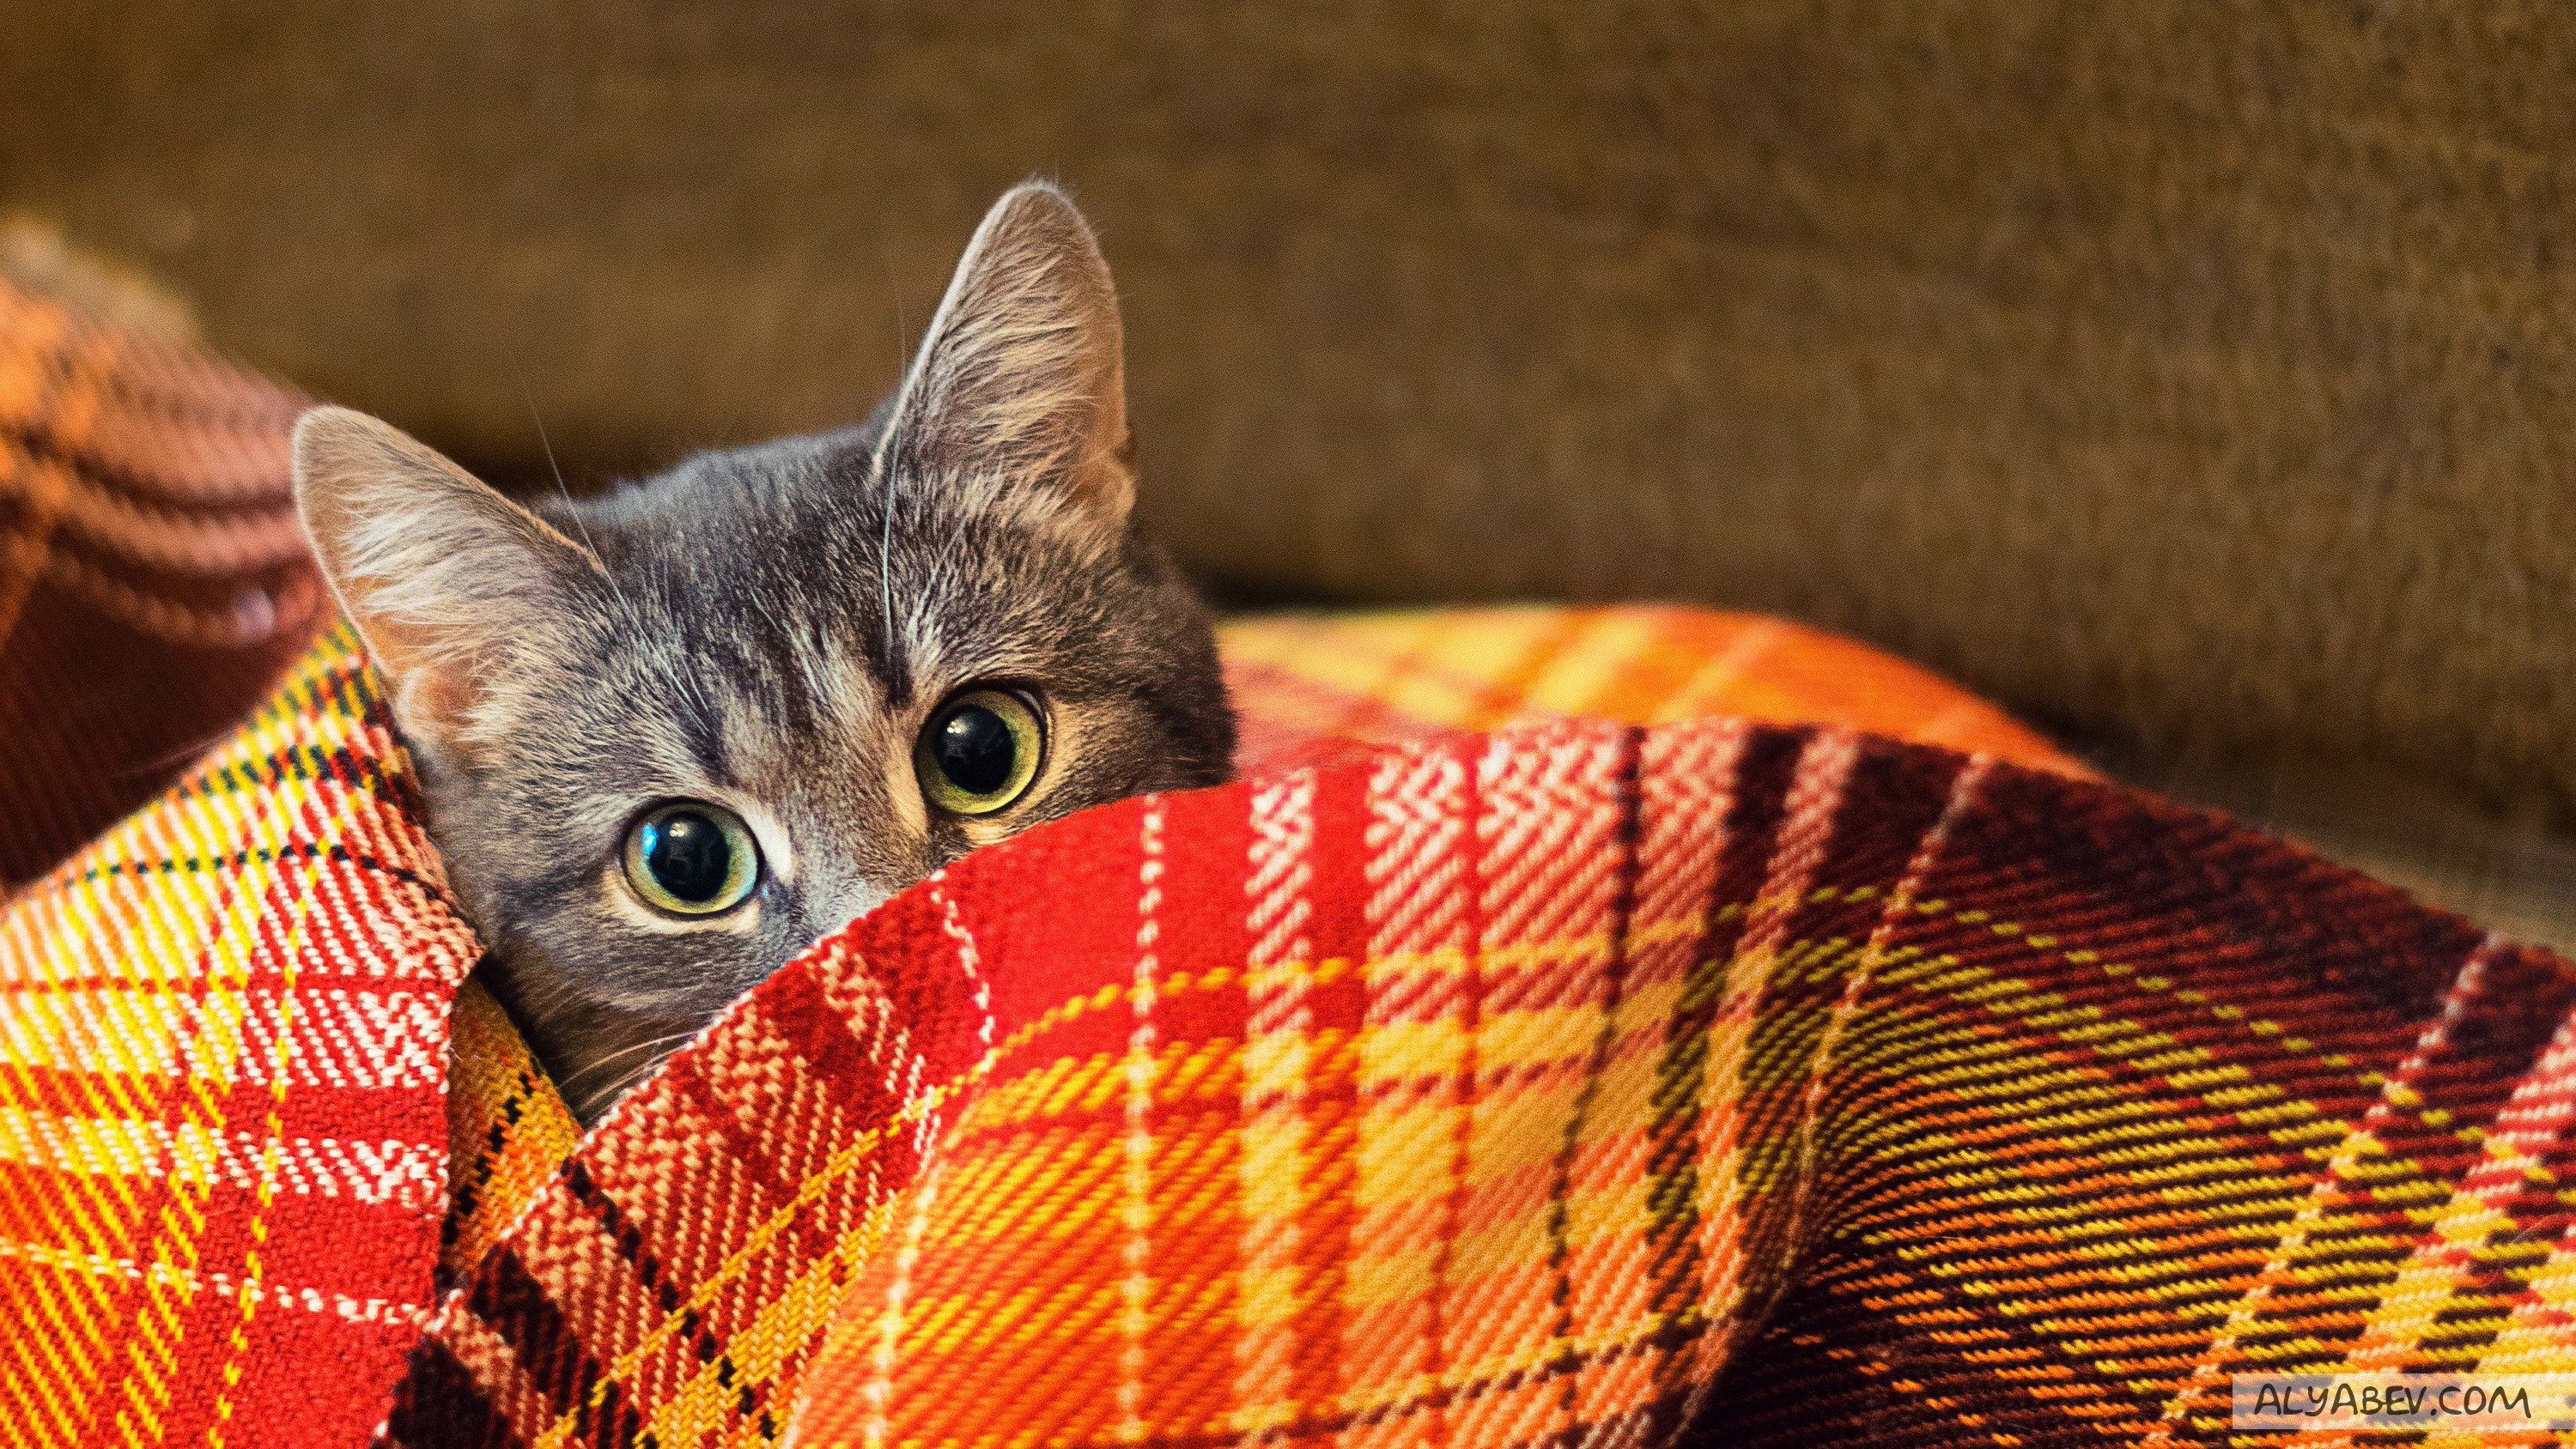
[294,182,1234,1119]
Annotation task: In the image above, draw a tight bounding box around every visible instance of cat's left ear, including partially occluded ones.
[878,180,1133,541]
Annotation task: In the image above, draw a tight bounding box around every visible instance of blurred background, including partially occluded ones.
[7,1,2576,943]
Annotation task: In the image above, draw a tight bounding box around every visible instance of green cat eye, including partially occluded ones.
[916,688,1046,816]
[622,801,761,915]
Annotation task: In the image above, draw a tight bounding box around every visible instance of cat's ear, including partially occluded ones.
[292,405,601,760]
[878,180,1133,540]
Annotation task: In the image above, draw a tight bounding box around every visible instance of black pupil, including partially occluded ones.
[643,810,733,904]
[933,703,1018,797]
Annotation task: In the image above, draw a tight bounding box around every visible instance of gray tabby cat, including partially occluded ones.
[293,183,1234,1123]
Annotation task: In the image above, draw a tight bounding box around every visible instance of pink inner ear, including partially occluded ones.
[398,666,487,761]
[332,552,536,769]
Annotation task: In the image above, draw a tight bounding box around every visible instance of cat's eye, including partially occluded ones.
[916,688,1046,815]
[622,802,761,916]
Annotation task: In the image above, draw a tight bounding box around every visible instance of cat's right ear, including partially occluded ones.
[292,405,601,762]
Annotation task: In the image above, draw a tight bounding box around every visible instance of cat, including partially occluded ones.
[293,182,1236,1124]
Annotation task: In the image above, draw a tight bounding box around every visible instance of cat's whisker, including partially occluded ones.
[556,1029,699,1097]
[878,237,912,680]
[569,1041,699,1124]
[508,352,635,618]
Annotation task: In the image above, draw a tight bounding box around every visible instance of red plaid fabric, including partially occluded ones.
[0,637,476,1446]
[0,275,325,890]
[392,717,2576,1448]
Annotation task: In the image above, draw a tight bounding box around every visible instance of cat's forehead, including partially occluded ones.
[574,440,1106,721]
[589,429,872,562]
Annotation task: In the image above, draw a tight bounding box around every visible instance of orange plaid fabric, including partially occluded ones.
[398,711,2576,1449]
[0,638,476,1445]
[0,597,2081,1449]
[0,276,325,889]
[1218,606,2081,776]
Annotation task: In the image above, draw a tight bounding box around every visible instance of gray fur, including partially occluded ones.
[294,184,1233,1122]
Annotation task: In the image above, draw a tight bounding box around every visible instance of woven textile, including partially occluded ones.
[0,602,2079,1448]
[1217,606,2082,778]
[398,608,2091,1446]
[397,715,2576,1449]
[0,276,325,891]
[0,635,477,1446]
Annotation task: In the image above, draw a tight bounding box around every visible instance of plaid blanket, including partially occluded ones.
[0,276,325,891]
[9,276,2576,1449]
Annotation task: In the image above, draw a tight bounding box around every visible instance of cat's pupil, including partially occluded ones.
[641,810,733,904]
[933,705,1018,796]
